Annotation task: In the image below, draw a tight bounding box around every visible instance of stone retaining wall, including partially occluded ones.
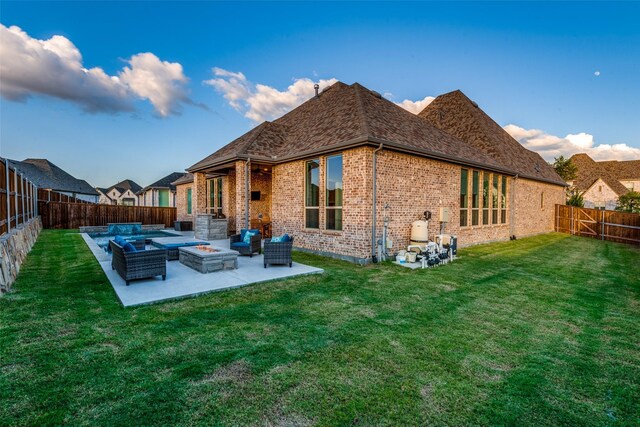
[0,217,42,293]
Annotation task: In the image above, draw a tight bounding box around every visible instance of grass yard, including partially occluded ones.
[1,230,639,426]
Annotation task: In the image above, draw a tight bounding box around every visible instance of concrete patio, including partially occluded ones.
[81,231,323,307]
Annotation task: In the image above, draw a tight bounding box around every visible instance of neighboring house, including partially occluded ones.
[568,153,640,210]
[185,82,565,263]
[137,172,186,207]
[96,179,142,205]
[171,173,194,221]
[8,158,99,203]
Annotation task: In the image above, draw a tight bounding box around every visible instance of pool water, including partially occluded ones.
[87,230,180,250]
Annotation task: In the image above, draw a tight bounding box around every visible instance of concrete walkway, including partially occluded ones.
[81,232,323,307]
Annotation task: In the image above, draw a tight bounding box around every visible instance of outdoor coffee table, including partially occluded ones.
[178,246,239,273]
[151,237,211,261]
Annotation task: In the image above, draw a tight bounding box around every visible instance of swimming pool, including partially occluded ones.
[87,230,180,250]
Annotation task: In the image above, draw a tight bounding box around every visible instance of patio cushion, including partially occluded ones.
[240,228,261,241]
[123,242,137,253]
[114,235,125,246]
[231,242,250,248]
[243,231,256,244]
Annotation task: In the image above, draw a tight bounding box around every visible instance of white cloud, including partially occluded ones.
[504,124,640,161]
[0,24,190,116]
[120,53,189,116]
[594,70,601,76]
[395,95,435,114]
[204,67,338,123]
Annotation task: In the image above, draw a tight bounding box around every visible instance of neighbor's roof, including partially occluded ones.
[109,179,142,194]
[418,90,565,186]
[188,82,514,177]
[171,173,193,186]
[8,158,99,196]
[137,172,186,194]
[598,159,640,181]
[569,153,630,196]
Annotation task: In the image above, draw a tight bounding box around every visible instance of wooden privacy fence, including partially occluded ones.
[0,158,38,236]
[38,202,177,229]
[555,204,640,245]
[37,188,94,204]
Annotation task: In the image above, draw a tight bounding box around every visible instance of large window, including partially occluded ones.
[460,169,469,227]
[207,177,223,216]
[187,188,192,215]
[471,170,479,226]
[492,174,499,224]
[482,172,490,225]
[305,159,320,228]
[501,176,507,224]
[326,155,343,230]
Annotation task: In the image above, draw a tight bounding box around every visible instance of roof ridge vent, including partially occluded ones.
[471,100,479,108]
[370,90,382,99]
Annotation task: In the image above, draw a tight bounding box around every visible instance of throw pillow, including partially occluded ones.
[123,242,137,253]
[243,231,255,244]
[271,235,284,243]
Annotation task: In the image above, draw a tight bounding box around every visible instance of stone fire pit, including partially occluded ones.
[178,246,239,273]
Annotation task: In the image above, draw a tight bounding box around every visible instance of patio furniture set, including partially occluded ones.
[109,228,294,286]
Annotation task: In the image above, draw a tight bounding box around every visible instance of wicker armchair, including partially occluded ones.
[263,237,294,268]
[229,229,262,257]
[110,240,167,286]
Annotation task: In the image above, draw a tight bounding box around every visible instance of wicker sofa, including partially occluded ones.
[110,240,167,286]
[263,236,294,268]
[230,229,262,257]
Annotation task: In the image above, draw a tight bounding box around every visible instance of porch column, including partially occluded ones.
[234,160,250,233]
[192,172,208,215]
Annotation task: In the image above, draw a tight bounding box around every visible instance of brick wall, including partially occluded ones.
[513,177,565,236]
[272,147,373,262]
[271,146,565,263]
[250,169,272,222]
[174,182,194,221]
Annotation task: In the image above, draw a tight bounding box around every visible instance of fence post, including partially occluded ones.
[13,168,18,228]
[20,173,25,226]
[5,159,10,233]
[601,210,605,241]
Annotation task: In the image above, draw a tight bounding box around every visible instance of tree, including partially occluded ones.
[551,156,578,181]
[567,192,584,207]
[616,191,640,214]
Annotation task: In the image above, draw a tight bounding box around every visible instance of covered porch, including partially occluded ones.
[191,159,273,237]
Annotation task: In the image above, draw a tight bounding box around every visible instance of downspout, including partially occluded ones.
[371,143,383,263]
[245,158,250,230]
[510,174,518,238]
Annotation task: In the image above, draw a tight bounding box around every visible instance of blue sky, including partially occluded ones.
[1,1,639,188]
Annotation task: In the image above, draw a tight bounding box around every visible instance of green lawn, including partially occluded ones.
[1,231,639,426]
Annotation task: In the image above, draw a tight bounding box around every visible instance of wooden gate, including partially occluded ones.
[555,204,640,245]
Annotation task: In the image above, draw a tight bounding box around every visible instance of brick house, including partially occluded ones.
[137,172,186,207]
[184,82,565,263]
[568,153,640,210]
[96,179,142,206]
[172,173,194,222]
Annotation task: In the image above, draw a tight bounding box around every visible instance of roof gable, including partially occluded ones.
[417,90,565,185]
[569,153,630,196]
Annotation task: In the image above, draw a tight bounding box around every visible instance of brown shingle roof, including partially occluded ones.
[417,90,565,186]
[598,159,640,181]
[569,153,630,196]
[171,173,194,186]
[188,82,562,186]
